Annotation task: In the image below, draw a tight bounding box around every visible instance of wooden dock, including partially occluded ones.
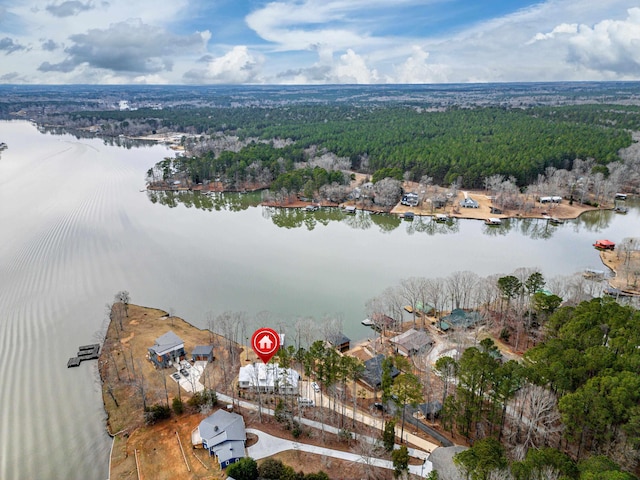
[67,344,100,368]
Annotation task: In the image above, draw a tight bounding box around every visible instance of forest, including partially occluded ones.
[137,104,638,193]
[362,268,640,479]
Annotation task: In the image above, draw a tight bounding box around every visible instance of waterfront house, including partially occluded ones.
[195,409,246,469]
[191,345,214,362]
[362,354,400,390]
[238,363,300,394]
[326,332,351,353]
[367,312,398,333]
[148,330,185,368]
[459,198,479,208]
[390,329,433,357]
[438,309,483,331]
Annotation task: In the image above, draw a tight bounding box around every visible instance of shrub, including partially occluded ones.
[172,397,184,415]
[187,388,217,410]
[144,404,171,424]
[226,457,258,480]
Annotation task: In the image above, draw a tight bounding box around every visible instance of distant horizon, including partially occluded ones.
[2,80,640,88]
[1,1,639,85]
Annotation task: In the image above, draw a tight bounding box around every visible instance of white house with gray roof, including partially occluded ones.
[238,363,300,395]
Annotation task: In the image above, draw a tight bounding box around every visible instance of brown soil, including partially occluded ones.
[599,249,640,296]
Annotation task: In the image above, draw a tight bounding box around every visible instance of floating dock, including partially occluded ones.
[67,344,100,368]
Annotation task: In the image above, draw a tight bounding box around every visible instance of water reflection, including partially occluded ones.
[38,125,157,149]
[147,190,637,237]
[147,190,261,211]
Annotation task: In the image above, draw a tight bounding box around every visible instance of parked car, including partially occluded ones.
[311,381,320,392]
[298,398,315,407]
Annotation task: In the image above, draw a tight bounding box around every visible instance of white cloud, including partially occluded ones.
[566,7,640,75]
[331,49,379,83]
[527,23,578,44]
[526,7,640,77]
[393,46,450,83]
[184,46,264,84]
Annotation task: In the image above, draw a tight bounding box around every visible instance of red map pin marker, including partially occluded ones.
[251,327,281,364]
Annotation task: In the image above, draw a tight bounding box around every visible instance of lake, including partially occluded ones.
[0,120,638,479]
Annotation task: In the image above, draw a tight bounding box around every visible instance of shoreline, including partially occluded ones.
[146,183,613,222]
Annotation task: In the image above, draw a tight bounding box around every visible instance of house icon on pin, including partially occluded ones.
[258,334,273,350]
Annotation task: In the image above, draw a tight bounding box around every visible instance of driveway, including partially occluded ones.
[246,428,432,477]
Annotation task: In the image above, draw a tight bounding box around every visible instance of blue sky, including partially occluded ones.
[1,0,639,84]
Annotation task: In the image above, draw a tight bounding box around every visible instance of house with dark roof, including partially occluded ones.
[361,354,400,390]
[147,330,185,368]
[194,409,246,469]
[367,313,398,333]
[326,332,351,353]
[438,309,483,331]
[191,345,214,362]
[390,329,433,357]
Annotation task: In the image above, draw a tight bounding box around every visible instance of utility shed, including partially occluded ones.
[192,345,214,362]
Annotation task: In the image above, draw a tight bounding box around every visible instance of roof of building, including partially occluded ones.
[326,332,350,347]
[441,309,483,329]
[459,197,479,207]
[390,329,433,352]
[199,409,246,450]
[149,330,184,356]
[238,363,300,390]
[192,345,214,356]
[362,354,399,388]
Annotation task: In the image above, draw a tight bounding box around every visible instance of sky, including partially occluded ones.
[0,0,639,85]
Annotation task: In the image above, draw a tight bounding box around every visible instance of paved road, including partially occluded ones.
[247,428,432,477]
[404,406,453,447]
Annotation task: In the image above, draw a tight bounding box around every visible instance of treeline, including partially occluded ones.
[436,298,640,479]
[86,103,637,189]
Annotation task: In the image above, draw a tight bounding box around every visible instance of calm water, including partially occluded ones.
[0,121,638,479]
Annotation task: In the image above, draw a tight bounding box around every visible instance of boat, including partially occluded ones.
[615,193,628,200]
[548,217,564,225]
[403,211,415,220]
[434,213,449,222]
[593,239,615,250]
[614,206,629,214]
[485,218,502,225]
[361,318,373,327]
[305,204,320,212]
[343,206,356,214]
